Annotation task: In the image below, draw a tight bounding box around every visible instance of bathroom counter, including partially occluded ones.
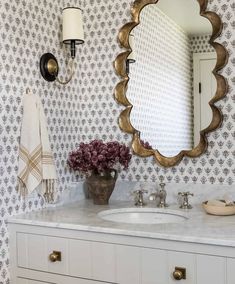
[8,200,235,247]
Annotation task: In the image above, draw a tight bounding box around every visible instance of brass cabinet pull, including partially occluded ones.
[173,270,183,280]
[49,251,61,262]
[173,267,186,280]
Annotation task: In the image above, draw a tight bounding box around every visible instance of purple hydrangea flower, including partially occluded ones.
[68,140,132,174]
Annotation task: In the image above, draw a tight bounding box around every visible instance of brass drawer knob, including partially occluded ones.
[173,267,186,280]
[49,251,61,262]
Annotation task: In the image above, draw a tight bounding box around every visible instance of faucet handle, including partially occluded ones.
[178,191,194,209]
[133,189,148,195]
[178,191,194,197]
[133,189,148,207]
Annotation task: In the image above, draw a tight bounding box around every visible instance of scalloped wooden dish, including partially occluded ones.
[202,201,235,216]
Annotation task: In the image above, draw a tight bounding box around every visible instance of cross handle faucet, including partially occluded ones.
[178,191,194,209]
[133,189,148,207]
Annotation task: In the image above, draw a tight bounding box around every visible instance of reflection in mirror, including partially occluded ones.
[127,0,216,157]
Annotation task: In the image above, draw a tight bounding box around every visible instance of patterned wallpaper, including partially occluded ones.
[190,34,215,53]
[128,6,193,157]
[0,0,234,283]
[0,0,83,282]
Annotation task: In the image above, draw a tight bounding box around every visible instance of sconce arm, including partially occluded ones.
[56,59,75,85]
[40,53,76,85]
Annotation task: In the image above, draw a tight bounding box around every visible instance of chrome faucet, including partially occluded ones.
[149,183,168,208]
[158,183,168,207]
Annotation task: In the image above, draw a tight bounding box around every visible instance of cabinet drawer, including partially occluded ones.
[227,258,235,284]
[17,278,112,284]
[17,279,54,284]
[196,255,226,284]
[17,233,116,283]
[168,251,195,284]
[116,245,198,284]
[17,233,67,274]
[15,232,230,284]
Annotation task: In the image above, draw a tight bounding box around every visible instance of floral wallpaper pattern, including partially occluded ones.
[190,34,215,53]
[0,0,234,283]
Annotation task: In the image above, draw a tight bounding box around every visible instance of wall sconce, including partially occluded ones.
[40,7,84,85]
[126,34,135,74]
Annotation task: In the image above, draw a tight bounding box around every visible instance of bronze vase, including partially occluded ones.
[86,169,118,205]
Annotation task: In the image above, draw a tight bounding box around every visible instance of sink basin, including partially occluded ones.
[98,208,188,224]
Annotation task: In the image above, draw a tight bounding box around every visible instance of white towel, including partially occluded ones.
[18,91,57,202]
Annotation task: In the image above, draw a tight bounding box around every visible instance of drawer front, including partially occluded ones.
[17,233,67,274]
[141,247,168,284]
[227,258,235,284]
[116,246,197,284]
[196,255,226,284]
[16,233,230,284]
[17,279,54,284]
[168,251,195,284]
[68,239,116,282]
[116,245,141,284]
[17,278,112,284]
[17,233,116,283]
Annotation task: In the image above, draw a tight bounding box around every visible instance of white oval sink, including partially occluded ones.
[98,208,188,224]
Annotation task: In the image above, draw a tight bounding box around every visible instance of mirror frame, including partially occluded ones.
[114,0,228,167]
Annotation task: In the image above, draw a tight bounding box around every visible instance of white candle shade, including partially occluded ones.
[62,7,84,44]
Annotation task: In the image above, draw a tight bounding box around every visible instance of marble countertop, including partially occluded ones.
[8,200,235,247]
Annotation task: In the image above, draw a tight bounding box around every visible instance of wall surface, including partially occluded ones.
[190,34,215,53]
[0,0,234,283]
[82,0,234,185]
[0,0,83,283]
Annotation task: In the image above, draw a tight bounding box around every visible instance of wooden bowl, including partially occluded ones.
[202,201,235,216]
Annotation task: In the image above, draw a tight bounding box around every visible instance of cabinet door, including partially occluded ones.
[196,255,226,284]
[168,251,195,284]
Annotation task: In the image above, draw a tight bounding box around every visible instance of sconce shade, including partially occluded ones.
[127,34,135,63]
[62,7,84,45]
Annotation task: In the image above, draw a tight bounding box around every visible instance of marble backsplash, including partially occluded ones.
[57,181,235,208]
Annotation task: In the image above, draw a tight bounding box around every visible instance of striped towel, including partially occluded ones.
[18,91,57,202]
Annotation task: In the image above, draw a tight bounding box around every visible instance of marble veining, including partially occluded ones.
[64,181,235,206]
[9,200,235,247]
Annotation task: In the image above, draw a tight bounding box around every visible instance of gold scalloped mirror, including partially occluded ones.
[114,0,228,167]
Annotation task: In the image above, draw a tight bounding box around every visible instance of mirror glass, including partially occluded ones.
[127,0,216,157]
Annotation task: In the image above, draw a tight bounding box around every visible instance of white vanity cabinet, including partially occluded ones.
[9,223,235,284]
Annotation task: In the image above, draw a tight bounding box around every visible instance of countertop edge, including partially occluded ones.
[8,217,235,248]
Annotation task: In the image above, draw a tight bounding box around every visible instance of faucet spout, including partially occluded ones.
[149,183,168,208]
[149,192,159,201]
